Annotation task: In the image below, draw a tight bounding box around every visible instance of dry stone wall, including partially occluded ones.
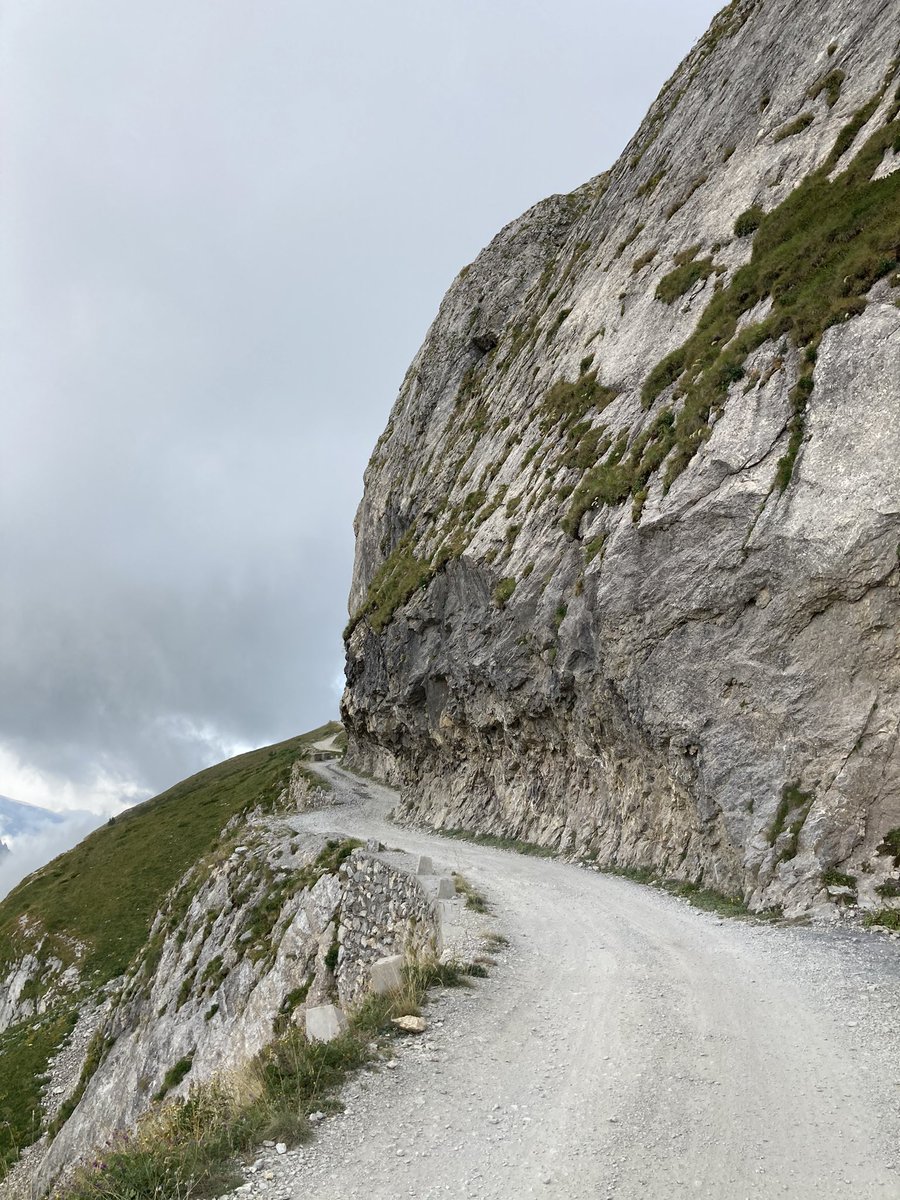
[337,850,442,1003]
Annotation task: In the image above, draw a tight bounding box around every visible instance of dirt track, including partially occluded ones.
[277,762,900,1200]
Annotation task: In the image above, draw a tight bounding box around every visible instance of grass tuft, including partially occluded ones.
[601,864,781,921]
[452,873,489,913]
[773,112,815,142]
[734,205,765,237]
[822,869,856,890]
[152,1053,195,1104]
[492,577,517,607]
[808,68,845,108]
[864,908,900,931]
[440,828,555,858]
[655,245,717,304]
[876,828,900,866]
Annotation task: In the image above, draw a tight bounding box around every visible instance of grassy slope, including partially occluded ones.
[0,721,339,1174]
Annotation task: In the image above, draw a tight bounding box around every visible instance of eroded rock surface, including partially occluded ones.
[343,0,900,916]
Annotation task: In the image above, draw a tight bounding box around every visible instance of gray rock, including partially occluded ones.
[305,1002,349,1044]
[368,954,405,996]
[342,0,900,919]
[8,831,440,1195]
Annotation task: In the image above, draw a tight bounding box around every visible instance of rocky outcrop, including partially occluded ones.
[343,0,900,917]
[3,811,440,1195]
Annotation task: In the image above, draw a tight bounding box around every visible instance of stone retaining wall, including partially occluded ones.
[336,849,442,1003]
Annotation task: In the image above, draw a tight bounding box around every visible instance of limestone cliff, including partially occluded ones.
[343,0,900,917]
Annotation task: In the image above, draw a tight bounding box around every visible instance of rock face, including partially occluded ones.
[3,815,440,1195]
[343,0,900,917]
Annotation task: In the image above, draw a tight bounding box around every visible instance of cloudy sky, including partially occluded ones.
[0,0,722,816]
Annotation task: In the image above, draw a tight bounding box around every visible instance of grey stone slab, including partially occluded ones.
[305,1004,348,1043]
[369,954,405,995]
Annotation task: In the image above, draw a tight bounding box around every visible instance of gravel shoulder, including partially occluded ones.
[230,763,900,1200]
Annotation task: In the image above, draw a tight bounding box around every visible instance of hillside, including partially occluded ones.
[342,0,900,918]
[0,725,336,1178]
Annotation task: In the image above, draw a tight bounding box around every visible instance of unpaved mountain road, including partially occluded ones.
[285,763,900,1200]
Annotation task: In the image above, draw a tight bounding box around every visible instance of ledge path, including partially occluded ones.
[282,764,900,1200]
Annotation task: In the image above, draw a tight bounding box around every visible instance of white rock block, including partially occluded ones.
[435,876,456,899]
[305,1003,348,1043]
[416,855,433,875]
[369,953,405,995]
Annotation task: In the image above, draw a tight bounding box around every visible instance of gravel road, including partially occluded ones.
[240,762,900,1200]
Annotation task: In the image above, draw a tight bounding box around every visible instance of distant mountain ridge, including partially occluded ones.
[0,794,69,841]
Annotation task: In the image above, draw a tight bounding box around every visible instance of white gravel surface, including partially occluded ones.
[223,763,900,1200]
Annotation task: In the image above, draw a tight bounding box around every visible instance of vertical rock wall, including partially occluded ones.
[343,0,900,917]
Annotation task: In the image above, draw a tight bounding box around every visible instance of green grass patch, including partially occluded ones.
[864,908,900,931]
[822,869,857,890]
[152,1052,195,1104]
[296,838,361,888]
[655,245,717,304]
[0,1009,77,1173]
[541,370,619,435]
[601,865,781,921]
[877,828,900,866]
[631,247,657,273]
[440,828,555,858]
[809,68,845,108]
[346,530,436,636]
[766,783,815,863]
[492,577,517,607]
[734,206,765,237]
[773,111,815,142]
[562,407,675,533]
[584,533,607,564]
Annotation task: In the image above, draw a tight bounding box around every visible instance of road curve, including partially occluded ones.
[285,762,900,1200]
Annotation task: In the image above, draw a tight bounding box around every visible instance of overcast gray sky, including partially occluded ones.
[0,0,722,815]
